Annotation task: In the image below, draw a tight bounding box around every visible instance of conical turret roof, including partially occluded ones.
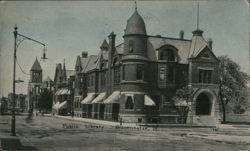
[31,57,42,71]
[124,9,147,35]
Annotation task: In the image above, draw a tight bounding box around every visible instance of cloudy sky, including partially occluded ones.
[0,0,249,96]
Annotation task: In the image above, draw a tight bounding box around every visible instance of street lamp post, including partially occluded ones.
[11,25,47,136]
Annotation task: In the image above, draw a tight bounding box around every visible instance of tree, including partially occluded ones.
[37,89,53,113]
[172,86,191,123]
[218,56,250,123]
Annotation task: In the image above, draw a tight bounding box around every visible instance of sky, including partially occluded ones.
[0,0,249,97]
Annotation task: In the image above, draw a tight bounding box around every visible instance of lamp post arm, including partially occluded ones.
[17,33,45,47]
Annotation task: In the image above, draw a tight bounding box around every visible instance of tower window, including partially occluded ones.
[136,64,144,80]
[129,40,134,53]
[125,96,134,109]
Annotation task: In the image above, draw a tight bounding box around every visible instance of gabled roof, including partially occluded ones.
[115,43,124,55]
[100,39,109,50]
[31,58,42,71]
[66,70,75,78]
[84,55,99,72]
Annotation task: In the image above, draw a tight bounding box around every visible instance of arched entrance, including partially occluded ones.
[195,93,211,115]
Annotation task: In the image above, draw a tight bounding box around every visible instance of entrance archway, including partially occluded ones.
[195,93,211,115]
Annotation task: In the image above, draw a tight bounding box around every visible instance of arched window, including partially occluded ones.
[129,40,134,53]
[125,96,134,109]
[159,49,175,61]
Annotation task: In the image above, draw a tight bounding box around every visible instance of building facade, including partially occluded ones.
[53,61,75,115]
[73,8,220,125]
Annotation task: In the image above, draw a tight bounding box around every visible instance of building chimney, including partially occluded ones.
[207,38,213,50]
[81,51,88,58]
[108,32,116,53]
[179,30,184,39]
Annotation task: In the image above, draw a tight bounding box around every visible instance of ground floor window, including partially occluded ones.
[125,96,134,109]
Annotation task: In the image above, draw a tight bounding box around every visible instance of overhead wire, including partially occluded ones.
[16,58,30,77]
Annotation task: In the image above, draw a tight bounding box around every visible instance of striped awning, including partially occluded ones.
[144,95,156,106]
[58,101,67,109]
[52,102,60,109]
[103,91,120,104]
[81,93,96,104]
[92,92,106,103]
[55,90,62,95]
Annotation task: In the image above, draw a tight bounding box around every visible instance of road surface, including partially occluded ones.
[0,115,250,151]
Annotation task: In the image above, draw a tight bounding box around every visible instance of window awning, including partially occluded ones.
[55,90,62,95]
[103,91,120,104]
[144,95,156,106]
[81,93,96,104]
[58,101,67,109]
[65,90,71,95]
[92,92,106,103]
[52,102,60,109]
[61,89,70,95]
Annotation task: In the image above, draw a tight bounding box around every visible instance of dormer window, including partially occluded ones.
[129,40,134,53]
[160,49,175,61]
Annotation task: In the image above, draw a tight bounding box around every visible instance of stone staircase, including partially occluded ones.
[194,115,220,126]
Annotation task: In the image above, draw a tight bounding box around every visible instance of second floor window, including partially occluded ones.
[91,75,94,86]
[199,69,212,83]
[160,49,175,61]
[168,66,174,83]
[101,72,106,88]
[122,65,125,80]
[159,67,165,81]
[114,68,120,84]
[137,64,144,80]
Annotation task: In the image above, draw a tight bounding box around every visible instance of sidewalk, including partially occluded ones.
[187,132,250,144]
[49,114,138,127]
[0,130,37,151]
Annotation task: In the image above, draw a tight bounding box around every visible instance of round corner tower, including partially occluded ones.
[120,8,149,123]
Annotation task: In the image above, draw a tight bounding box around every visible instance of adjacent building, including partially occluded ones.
[53,61,75,115]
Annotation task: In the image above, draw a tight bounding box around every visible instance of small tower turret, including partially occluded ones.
[30,57,42,83]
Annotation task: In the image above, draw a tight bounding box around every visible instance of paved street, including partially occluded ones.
[1,115,250,151]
